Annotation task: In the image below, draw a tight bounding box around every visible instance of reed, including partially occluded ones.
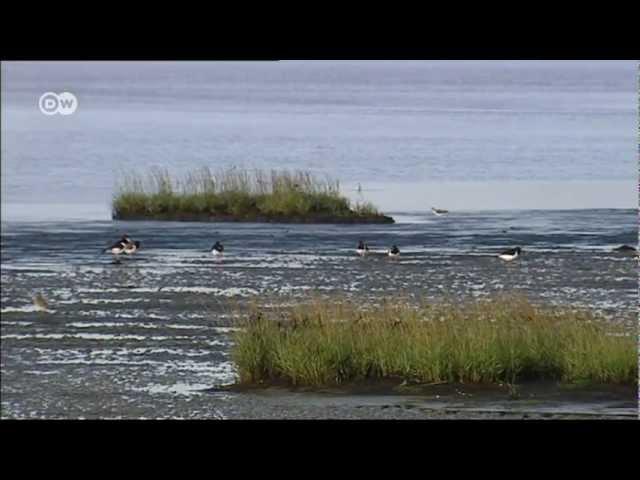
[232,295,637,387]
[112,167,391,222]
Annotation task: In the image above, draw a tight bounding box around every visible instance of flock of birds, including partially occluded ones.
[33,208,637,312]
[355,240,401,258]
[354,240,521,261]
[101,207,638,263]
[102,208,531,263]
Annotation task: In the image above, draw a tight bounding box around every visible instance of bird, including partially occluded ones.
[356,240,369,257]
[498,247,522,262]
[123,240,141,255]
[613,245,637,253]
[104,235,140,256]
[211,241,224,256]
[388,245,400,258]
[431,207,449,216]
[32,293,49,312]
[612,245,639,258]
[104,235,130,255]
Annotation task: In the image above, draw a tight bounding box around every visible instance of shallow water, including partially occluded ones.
[1,209,637,418]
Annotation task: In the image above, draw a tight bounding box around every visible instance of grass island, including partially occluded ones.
[231,295,637,388]
[112,167,394,223]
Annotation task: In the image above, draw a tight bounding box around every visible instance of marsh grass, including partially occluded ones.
[232,295,637,387]
[112,167,386,220]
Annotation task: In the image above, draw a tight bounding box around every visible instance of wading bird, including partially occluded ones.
[356,240,369,256]
[211,241,224,256]
[104,235,140,257]
[388,245,400,258]
[498,247,522,262]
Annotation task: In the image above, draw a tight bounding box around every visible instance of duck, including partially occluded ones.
[388,245,400,258]
[356,240,369,257]
[431,207,449,216]
[211,241,224,256]
[498,247,522,262]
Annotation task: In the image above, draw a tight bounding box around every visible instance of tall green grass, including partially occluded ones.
[112,167,386,220]
[232,295,637,387]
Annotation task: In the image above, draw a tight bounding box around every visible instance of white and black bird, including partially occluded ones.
[104,235,130,255]
[356,240,369,257]
[104,235,140,256]
[123,240,141,255]
[388,245,400,258]
[498,247,522,262]
[431,207,449,217]
[211,241,224,256]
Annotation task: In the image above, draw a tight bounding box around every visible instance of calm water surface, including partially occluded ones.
[1,61,637,215]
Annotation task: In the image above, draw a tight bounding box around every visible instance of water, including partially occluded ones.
[1,61,637,219]
[1,210,637,418]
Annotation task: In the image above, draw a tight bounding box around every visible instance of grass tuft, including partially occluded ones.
[112,167,390,222]
[231,295,637,387]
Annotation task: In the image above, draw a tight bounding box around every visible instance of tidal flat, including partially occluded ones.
[1,210,637,419]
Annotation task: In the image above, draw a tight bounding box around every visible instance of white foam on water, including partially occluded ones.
[225,261,310,269]
[162,360,237,378]
[1,306,56,314]
[213,327,242,333]
[146,313,170,320]
[126,348,211,356]
[19,272,59,277]
[77,288,121,293]
[76,286,259,296]
[58,298,149,305]
[3,333,145,341]
[2,333,194,341]
[38,359,165,366]
[277,285,313,292]
[164,324,206,330]
[156,286,259,296]
[1,263,70,273]
[67,321,207,330]
[73,310,171,320]
[45,347,213,358]
[68,321,148,328]
[76,310,112,318]
[131,382,214,396]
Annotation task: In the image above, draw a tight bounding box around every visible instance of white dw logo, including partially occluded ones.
[39,92,78,116]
